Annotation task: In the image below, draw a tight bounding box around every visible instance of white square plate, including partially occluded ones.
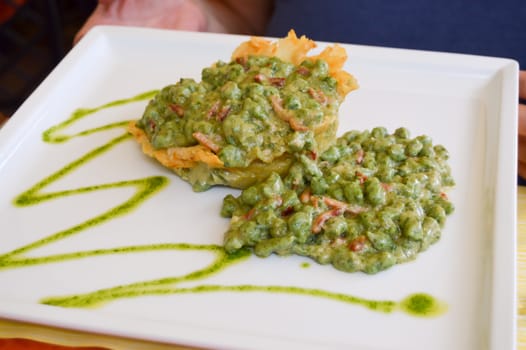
[0,26,518,350]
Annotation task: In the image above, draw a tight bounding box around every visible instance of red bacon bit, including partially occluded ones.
[308,150,318,160]
[296,66,310,76]
[288,117,309,132]
[307,88,328,105]
[243,208,256,220]
[271,195,283,208]
[148,120,156,131]
[440,192,448,200]
[311,196,319,209]
[312,208,344,233]
[235,56,249,71]
[348,236,367,252]
[356,171,368,184]
[322,196,348,209]
[300,189,311,203]
[217,105,231,121]
[192,132,220,153]
[331,237,346,247]
[169,104,185,117]
[281,206,294,217]
[254,73,266,83]
[355,149,364,164]
[269,77,286,87]
[322,196,367,214]
[381,183,392,192]
[207,101,220,119]
[269,95,309,132]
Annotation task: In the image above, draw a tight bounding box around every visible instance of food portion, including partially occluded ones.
[221,127,455,274]
[128,31,456,274]
[129,30,358,191]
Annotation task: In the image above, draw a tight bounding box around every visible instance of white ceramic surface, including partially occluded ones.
[0,26,518,350]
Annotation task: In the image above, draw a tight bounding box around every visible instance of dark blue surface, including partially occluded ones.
[266,0,526,68]
[267,0,526,185]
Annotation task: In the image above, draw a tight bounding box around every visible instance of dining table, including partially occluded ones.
[0,108,524,349]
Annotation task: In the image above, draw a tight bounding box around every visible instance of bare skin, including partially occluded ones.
[74,0,526,180]
[73,0,272,44]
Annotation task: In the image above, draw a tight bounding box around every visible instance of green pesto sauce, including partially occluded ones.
[222,127,455,274]
[137,56,341,190]
[0,92,447,319]
[43,90,158,143]
[400,293,447,317]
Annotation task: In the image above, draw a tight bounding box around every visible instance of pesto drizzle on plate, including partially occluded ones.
[0,91,446,318]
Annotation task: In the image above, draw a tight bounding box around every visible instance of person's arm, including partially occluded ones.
[200,0,273,35]
[519,70,526,181]
[74,0,273,44]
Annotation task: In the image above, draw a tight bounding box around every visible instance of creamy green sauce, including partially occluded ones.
[138,56,342,191]
[0,92,447,318]
[139,56,339,161]
[222,127,455,274]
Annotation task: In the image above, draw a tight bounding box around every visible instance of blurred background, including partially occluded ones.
[0,0,96,119]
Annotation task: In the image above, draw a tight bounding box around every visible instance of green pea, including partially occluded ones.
[221,81,241,99]
[406,139,423,157]
[311,59,329,76]
[270,218,288,237]
[416,135,432,147]
[284,163,305,188]
[223,229,244,252]
[323,216,348,238]
[400,213,423,240]
[284,95,301,110]
[366,231,394,251]
[241,186,261,206]
[287,131,307,152]
[346,219,364,237]
[254,236,295,257]
[219,145,247,167]
[344,181,364,203]
[427,204,447,226]
[288,212,312,243]
[434,145,450,160]
[364,177,386,206]
[362,252,396,274]
[281,189,300,210]
[341,130,362,143]
[419,145,436,157]
[299,154,323,178]
[389,143,406,161]
[376,167,396,183]
[438,196,455,215]
[240,221,266,245]
[371,126,388,139]
[328,183,345,201]
[362,152,377,169]
[405,174,423,198]
[332,249,361,272]
[221,194,239,217]
[262,172,285,197]
[255,210,278,227]
[421,217,441,248]
[321,145,341,163]
[248,100,267,120]
[311,176,328,195]
[394,127,410,139]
